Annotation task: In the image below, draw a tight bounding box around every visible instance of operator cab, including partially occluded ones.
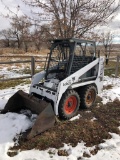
[45,38,97,81]
[45,39,71,80]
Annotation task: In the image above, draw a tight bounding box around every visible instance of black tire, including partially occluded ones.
[79,85,97,109]
[58,90,80,120]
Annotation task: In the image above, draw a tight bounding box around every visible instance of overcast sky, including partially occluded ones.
[0,0,120,43]
[0,0,33,30]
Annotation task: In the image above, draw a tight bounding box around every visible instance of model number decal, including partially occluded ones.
[63,80,71,86]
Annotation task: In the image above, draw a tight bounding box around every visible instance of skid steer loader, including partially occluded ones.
[1,38,104,139]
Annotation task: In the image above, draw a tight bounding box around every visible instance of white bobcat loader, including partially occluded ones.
[1,38,104,139]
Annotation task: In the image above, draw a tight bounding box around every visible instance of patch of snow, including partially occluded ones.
[85,111,91,113]
[0,67,30,79]
[0,113,33,143]
[0,84,30,110]
[36,66,41,69]
[0,113,33,160]
[99,76,120,104]
[91,117,97,122]
[70,114,81,121]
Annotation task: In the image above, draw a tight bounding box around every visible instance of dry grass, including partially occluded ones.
[105,60,118,69]
[103,84,113,90]
[0,48,25,55]
[0,48,48,70]
[0,48,49,56]
[0,79,30,90]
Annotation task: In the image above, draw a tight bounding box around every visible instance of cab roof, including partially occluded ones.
[50,38,96,45]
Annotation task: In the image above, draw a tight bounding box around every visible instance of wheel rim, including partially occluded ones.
[86,89,95,106]
[64,96,77,114]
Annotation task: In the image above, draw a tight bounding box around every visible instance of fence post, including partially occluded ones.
[115,55,119,78]
[31,56,35,77]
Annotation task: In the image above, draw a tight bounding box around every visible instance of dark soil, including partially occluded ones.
[8,97,120,157]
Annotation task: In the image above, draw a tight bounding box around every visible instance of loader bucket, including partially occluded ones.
[1,90,55,139]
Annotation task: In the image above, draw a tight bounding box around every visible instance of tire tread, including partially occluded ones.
[58,90,80,120]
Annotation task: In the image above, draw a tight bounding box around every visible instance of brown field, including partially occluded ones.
[0,47,49,56]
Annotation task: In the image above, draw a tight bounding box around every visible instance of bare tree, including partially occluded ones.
[31,24,51,51]
[101,32,113,64]
[24,0,120,38]
[10,16,32,51]
[102,32,113,55]
[0,29,13,47]
[10,16,23,48]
